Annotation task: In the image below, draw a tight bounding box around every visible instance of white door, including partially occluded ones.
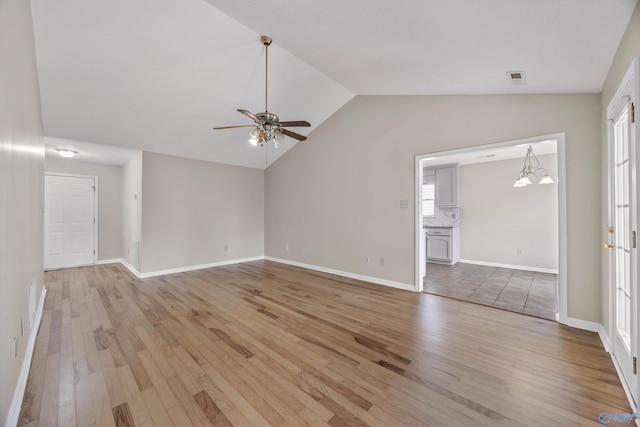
[607,59,638,405]
[44,175,96,269]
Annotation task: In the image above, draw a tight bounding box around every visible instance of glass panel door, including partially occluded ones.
[614,107,632,351]
[607,60,638,405]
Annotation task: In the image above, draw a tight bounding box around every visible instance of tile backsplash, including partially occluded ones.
[424,206,460,227]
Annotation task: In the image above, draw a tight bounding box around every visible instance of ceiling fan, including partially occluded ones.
[213,35,310,147]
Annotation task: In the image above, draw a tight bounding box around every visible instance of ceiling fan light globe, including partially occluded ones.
[249,127,260,138]
[248,137,259,147]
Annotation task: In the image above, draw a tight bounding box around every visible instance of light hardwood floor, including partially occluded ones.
[18,261,629,426]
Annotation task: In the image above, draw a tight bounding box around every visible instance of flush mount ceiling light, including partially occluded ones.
[213,36,311,149]
[513,146,555,187]
[56,148,77,158]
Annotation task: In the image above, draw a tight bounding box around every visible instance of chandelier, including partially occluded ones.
[513,146,555,187]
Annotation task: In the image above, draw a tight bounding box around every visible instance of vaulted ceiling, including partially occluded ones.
[31,0,638,168]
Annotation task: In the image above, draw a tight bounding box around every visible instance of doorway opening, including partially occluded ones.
[414,133,567,323]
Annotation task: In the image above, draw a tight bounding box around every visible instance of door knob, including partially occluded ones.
[603,243,615,249]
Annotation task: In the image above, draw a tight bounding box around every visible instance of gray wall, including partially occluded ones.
[460,154,558,271]
[600,1,640,333]
[45,158,124,261]
[0,0,45,422]
[265,93,601,322]
[140,151,264,273]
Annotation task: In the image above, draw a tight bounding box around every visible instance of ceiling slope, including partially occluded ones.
[207,0,638,95]
[31,0,354,169]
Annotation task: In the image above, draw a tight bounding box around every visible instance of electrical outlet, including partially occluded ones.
[380,257,385,266]
[224,245,228,252]
[12,337,18,360]
[20,318,24,337]
[517,248,523,255]
[365,256,370,263]
[285,244,289,252]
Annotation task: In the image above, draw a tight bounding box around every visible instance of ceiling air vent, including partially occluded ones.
[507,71,527,85]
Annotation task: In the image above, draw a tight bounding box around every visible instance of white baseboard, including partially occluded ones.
[566,317,601,333]
[111,255,415,292]
[118,258,142,278]
[596,325,637,414]
[95,258,142,278]
[265,256,416,292]
[565,319,638,412]
[566,318,611,354]
[95,258,122,265]
[102,256,267,279]
[5,287,47,427]
[458,259,559,274]
[137,256,265,278]
[609,348,638,415]
[599,325,611,353]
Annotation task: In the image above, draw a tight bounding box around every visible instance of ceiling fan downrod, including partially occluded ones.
[262,35,272,113]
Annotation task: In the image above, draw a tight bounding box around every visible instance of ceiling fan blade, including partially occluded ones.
[280,128,307,141]
[212,125,255,130]
[278,121,311,127]
[237,109,260,121]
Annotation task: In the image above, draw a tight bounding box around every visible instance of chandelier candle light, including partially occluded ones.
[513,146,555,187]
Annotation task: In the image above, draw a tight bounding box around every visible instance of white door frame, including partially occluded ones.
[606,57,640,410]
[45,172,99,265]
[414,132,568,324]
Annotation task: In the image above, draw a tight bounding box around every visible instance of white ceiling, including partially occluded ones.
[422,139,557,168]
[31,0,637,169]
[45,137,140,166]
[207,0,637,95]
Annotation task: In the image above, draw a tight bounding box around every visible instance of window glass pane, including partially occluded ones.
[422,178,435,216]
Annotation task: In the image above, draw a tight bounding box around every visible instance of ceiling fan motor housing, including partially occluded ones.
[256,112,279,126]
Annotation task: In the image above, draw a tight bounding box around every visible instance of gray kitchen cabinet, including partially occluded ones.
[435,164,460,207]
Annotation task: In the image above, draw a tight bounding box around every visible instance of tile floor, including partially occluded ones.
[424,262,558,320]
